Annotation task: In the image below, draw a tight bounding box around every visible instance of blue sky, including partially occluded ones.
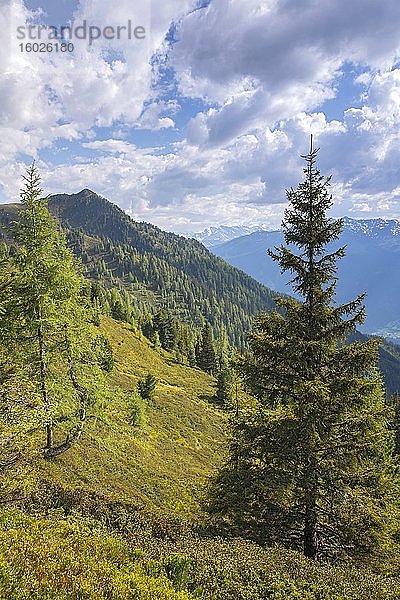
[1,0,399,233]
[22,0,77,24]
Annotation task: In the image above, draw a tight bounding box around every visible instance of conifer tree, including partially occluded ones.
[197,322,217,375]
[138,373,157,402]
[0,165,103,458]
[215,367,232,406]
[0,253,42,499]
[153,331,162,351]
[210,140,399,560]
[187,343,197,368]
[216,324,230,370]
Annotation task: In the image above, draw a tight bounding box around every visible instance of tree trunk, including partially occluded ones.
[304,457,318,558]
[43,325,87,459]
[37,311,53,452]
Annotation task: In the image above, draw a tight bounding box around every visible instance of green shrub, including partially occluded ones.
[0,509,191,600]
[138,373,157,402]
[1,508,400,600]
[164,554,193,592]
[132,534,400,600]
[93,334,115,372]
[129,389,147,428]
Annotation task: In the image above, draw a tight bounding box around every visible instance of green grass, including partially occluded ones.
[37,317,226,518]
[0,509,192,600]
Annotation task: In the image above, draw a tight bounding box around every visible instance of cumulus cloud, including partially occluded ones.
[137,100,177,130]
[0,0,194,160]
[169,0,400,146]
[171,0,400,98]
[0,0,400,232]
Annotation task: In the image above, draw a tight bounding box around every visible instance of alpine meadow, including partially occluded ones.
[0,141,399,598]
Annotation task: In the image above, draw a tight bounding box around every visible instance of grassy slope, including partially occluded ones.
[2,323,399,599]
[39,317,226,518]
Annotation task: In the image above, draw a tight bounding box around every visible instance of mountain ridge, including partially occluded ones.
[0,190,279,349]
[1,192,400,393]
[191,216,400,249]
[191,224,271,247]
[211,219,400,335]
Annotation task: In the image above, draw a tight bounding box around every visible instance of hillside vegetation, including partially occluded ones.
[1,168,400,600]
[31,316,226,517]
[1,316,399,600]
[0,190,279,349]
[1,507,400,600]
[2,192,399,392]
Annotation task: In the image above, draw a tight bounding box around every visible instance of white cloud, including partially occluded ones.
[0,0,400,232]
[137,100,177,130]
[169,0,400,146]
[0,0,195,162]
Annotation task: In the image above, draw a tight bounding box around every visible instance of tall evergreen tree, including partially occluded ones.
[138,373,157,402]
[215,367,232,406]
[0,165,103,458]
[216,324,230,370]
[197,322,217,375]
[210,140,399,560]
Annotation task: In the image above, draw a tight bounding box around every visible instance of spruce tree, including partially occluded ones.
[215,367,232,406]
[210,140,399,560]
[197,322,217,375]
[0,165,103,458]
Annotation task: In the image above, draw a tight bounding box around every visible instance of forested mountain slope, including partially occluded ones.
[1,316,398,600]
[0,190,278,348]
[1,183,400,600]
[1,191,400,393]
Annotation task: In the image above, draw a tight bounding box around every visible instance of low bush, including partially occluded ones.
[0,509,191,600]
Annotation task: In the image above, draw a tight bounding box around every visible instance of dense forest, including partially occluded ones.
[0,156,400,599]
[51,188,279,348]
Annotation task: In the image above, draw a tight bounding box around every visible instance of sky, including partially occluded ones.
[0,0,399,234]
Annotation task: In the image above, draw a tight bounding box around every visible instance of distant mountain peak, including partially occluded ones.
[79,188,98,197]
[342,216,400,238]
[191,224,271,248]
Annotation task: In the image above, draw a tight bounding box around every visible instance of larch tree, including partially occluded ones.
[0,165,104,459]
[209,139,399,560]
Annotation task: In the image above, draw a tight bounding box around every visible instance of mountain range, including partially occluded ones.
[1,193,400,393]
[209,217,400,338]
[0,190,278,350]
[191,225,269,247]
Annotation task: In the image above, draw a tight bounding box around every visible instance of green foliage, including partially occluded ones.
[163,554,193,592]
[129,389,147,428]
[1,508,399,600]
[45,189,278,349]
[0,166,107,463]
[138,373,157,402]
[215,368,233,406]
[196,322,217,375]
[1,190,399,392]
[174,540,400,599]
[389,393,400,454]
[1,171,399,597]
[153,310,179,351]
[0,509,191,600]
[211,144,400,560]
[31,316,225,517]
[93,333,115,372]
